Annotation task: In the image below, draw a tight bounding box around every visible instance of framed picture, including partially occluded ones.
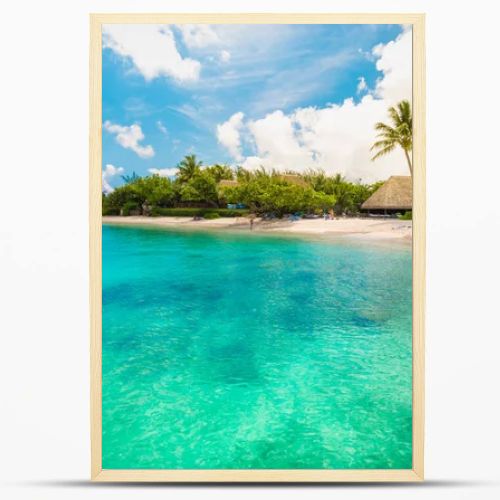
[90,13,425,482]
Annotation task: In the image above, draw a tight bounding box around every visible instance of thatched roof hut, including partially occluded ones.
[278,174,309,187]
[361,176,412,213]
[218,179,240,188]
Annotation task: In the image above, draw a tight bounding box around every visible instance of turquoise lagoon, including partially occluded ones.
[102,224,412,469]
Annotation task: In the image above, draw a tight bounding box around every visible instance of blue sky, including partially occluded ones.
[102,23,411,190]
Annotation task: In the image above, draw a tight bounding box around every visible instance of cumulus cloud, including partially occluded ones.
[103,24,201,83]
[177,24,220,48]
[216,29,412,182]
[244,111,313,170]
[372,28,412,102]
[216,112,245,161]
[102,164,124,194]
[148,167,179,177]
[103,121,155,159]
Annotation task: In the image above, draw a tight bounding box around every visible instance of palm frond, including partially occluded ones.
[371,99,412,167]
[374,122,396,133]
[371,144,396,161]
[370,139,397,151]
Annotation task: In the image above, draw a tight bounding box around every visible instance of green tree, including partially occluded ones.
[222,172,335,217]
[102,174,175,214]
[303,169,328,192]
[205,164,234,183]
[371,100,413,175]
[236,166,253,183]
[104,158,380,218]
[177,154,202,182]
[103,185,139,214]
[179,170,218,206]
[133,175,175,207]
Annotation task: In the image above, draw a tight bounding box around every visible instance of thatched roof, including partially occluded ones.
[278,174,309,187]
[218,179,239,188]
[361,176,412,210]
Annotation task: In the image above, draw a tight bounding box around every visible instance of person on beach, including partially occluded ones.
[249,214,255,230]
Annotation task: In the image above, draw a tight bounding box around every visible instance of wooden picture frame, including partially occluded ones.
[90,13,425,482]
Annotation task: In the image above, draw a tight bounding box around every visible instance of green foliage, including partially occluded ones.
[102,175,174,214]
[236,166,253,183]
[150,207,249,217]
[303,170,382,214]
[179,170,218,205]
[121,171,140,184]
[102,185,138,215]
[121,201,140,216]
[204,164,234,183]
[134,175,175,206]
[102,206,120,216]
[102,155,380,219]
[220,170,336,217]
[203,212,220,220]
[177,154,202,182]
[397,211,412,220]
[214,209,249,217]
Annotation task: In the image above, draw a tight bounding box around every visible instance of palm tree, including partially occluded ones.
[236,166,252,183]
[177,154,202,182]
[371,100,413,175]
[329,174,353,214]
[121,171,140,184]
[206,164,234,183]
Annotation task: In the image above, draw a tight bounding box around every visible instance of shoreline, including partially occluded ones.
[102,216,412,246]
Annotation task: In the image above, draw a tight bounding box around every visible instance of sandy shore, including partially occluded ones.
[103,216,412,244]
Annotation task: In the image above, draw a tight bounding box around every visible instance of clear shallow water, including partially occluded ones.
[102,224,412,469]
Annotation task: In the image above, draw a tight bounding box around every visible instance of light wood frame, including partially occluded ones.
[90,13,425,482]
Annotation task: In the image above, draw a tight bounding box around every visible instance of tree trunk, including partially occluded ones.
[404,149,413,176]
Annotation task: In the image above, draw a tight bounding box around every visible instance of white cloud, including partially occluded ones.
[177,24,220,49]
[102,164,124,194]
[156,120,168,136]
[148,167,178,177]
[216,112,245,161]
[103,24,201,83]
[217,29,412,182]
[219,50,231,63]
[244,110,313,170]
[372,28,412,102]
[103,121,155,159]
[357,76,367,94]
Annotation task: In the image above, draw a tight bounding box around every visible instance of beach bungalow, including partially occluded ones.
[278,174,309,187]
[218,179,240,188]
[361,175,412,215]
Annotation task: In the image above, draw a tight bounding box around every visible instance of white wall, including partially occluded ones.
[1,1,499,499]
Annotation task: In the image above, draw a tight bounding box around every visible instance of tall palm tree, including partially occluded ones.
[177,154,202,182]
[371,100,413,175]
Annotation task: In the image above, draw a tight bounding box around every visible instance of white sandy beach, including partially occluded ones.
[103,216,412,243]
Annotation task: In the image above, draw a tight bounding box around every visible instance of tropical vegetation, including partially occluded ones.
[103,100,413,218]
[102,154,383,218]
